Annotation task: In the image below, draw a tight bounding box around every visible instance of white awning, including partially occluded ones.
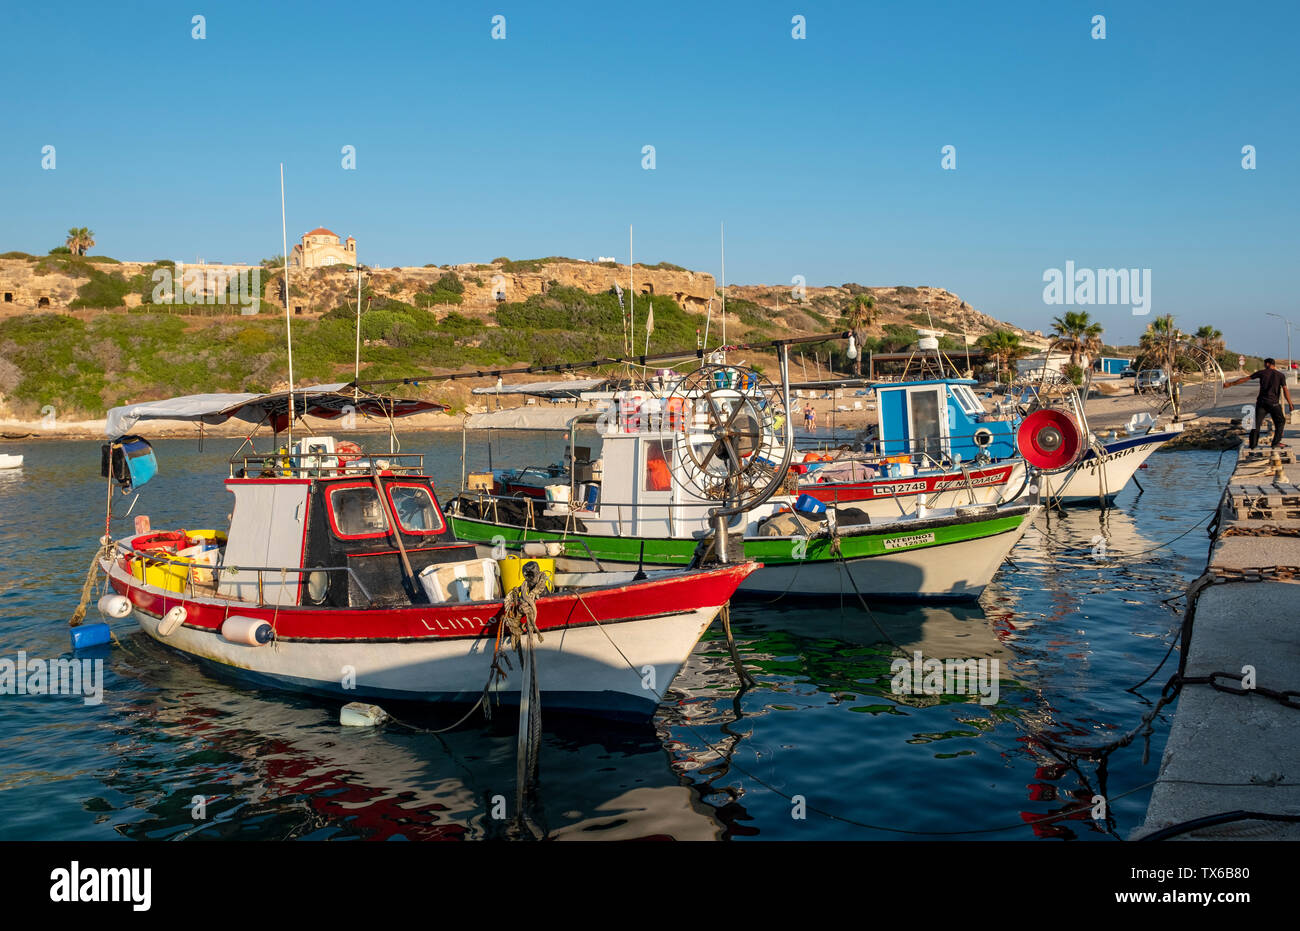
[463,407,602,431]
[106,393,263,435]
[106,385,446,436]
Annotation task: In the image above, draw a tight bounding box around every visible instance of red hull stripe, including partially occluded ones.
[131,603,696,644]
[109,560,756,641]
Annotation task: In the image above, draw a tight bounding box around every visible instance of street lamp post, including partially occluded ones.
[1266,312,1293,384]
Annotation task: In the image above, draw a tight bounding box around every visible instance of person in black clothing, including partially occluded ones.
[1226,357,1294,449]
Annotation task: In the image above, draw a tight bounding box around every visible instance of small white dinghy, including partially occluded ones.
[0,454,22,470]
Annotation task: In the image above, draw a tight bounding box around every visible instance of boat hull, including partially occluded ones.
[103,556,756,720]
[1043,431,1175,504]
[797,461,1025,517]
[450,505,1036,601]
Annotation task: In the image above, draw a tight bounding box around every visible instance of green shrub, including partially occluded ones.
[69,270,131,309]
[879,324,918,352]
[637,261,686,272]
[434,271,464,293]
[415,290,463,307]
[436,312,485,336]
[494,286,700,357]
[722,298,772,330]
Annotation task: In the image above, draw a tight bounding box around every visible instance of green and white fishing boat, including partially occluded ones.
[446,362,1036,601]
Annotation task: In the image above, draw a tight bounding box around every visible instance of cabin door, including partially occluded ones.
[904,386,949,460]
[632,437,675,537]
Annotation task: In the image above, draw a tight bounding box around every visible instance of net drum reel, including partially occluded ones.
[1016,408,1085,473]
[665,363,793,562]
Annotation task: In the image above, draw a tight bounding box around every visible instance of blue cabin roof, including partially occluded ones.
[875,378,978,390]
[871,377,1018,463]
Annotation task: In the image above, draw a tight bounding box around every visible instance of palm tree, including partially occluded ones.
[1194,325,1224,357]
[977,330,1028,382]
[846,293,875,376]
[1051,310,1103,368]
[1138,314,1181,369]
[64,227,95,256]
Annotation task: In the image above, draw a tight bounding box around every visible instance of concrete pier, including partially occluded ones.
[1135,423,1300,839]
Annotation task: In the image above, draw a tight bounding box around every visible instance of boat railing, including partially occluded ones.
[228,451,426,480]
[115,539,378,605]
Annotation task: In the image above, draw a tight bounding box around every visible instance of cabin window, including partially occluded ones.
[952,385,984,416]
[387,484,445,534]
[643,440,672,491]
[327,484,389,538]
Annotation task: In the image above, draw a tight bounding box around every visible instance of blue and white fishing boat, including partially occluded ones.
[797,347,1181,508]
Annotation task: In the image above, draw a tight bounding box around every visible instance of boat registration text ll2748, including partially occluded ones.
[883,532,937,550]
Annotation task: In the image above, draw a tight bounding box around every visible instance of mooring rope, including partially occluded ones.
[69,541,110,628]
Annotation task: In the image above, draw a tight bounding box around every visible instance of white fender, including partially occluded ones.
[158,605,187,637]
[97,594,132,619]
[221,615,274,646]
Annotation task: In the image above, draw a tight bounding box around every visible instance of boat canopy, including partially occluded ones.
[470,378,609,398]
[463,407,602,432]
[105,384,447,436]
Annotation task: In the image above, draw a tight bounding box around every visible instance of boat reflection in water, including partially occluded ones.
[93,633,725,841]
[980,504,1176,839]
[656,595,1125,840]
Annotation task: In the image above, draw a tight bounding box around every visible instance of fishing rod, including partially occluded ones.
[348,331,853,389]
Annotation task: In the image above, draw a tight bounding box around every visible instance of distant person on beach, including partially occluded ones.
[804,404,816,432]
[1226,357,1293,449]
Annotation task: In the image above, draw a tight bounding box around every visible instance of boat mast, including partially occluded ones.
[354,257,362,404]
[720,221,726,352]
[280,164,296,451]
[629,225,634,362]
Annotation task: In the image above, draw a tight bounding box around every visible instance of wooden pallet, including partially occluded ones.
[1238,446,1296,464]
[1228,483,1300,519]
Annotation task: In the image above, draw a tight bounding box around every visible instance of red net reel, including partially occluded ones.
[1016,408,1083,473]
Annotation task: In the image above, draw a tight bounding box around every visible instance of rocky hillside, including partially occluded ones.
[0,254,714,317]
[0,251,1038,420]
[726,282,1047,349]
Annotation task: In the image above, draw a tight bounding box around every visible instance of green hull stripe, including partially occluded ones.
[450,512,1026,566]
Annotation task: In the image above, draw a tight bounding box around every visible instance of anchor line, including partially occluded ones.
[383,696,488,736]
[1030,446,1232,560]
[1039,560,1300,773]
[827,522,911,661]
[571,590,638,673]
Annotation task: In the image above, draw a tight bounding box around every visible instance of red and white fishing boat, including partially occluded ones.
[89,387,757,720]
[796,459,1023,511]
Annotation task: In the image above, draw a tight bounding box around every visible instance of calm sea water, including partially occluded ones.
[0,431,1231,840]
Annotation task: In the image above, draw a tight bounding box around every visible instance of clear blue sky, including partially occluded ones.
[3,1,1297,353]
